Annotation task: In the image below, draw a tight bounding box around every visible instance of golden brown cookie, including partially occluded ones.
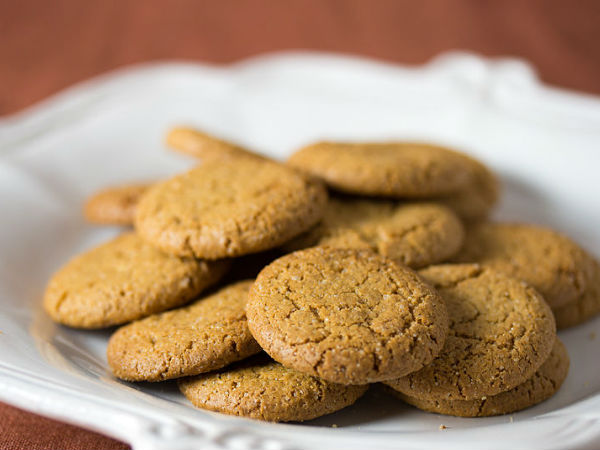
[84,183,152,225]
[433,154,499,221]
[385,264,556,401]
[43,233,229,329]
[287,141,475,198]
[283,198,465,269]
[166,127,264,161]
[454,223,593,308]
[178,354,368,422]
[393,338,569,417]
[246,247,449,385]
[553,257,600,329]
[107,280,261,381]
[135,158,328,259]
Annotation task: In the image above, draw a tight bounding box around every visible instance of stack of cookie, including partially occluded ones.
[43,128,599,422]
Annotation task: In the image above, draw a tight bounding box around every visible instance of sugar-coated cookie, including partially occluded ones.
[178,354,368,422]
[107,280,261,381]
[247,247,449,385]
[135,159,328,259]
[393,338,568,417]
[454,223,593,308]
[283,198,464,268]
[385,264,556,401]
[287,141,475,198]
[43,233,228,328]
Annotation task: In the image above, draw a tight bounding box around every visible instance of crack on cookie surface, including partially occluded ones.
[107,280,261,381]
[454,223,592,308]
[43,233,229,328]
[178,355,368,422]
[385,264,557,401]
[247,247,449,384]
[135,159,328,259]
[284,199,465,269]
[391,339,569,417]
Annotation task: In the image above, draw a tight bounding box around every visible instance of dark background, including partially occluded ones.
[1,0,599,448]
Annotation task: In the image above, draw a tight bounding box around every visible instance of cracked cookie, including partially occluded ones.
[84,183,152,226]
[107,280,261,381]
[283,198,465,269]
[287,141,475,198]
[166,127,265,161]
[384,264,556,401]
[178,354,369,422]
[454,223,594,308]
[392,338,569,416]
[135,158,328,259]
[246,247,449,385]
[43,233,229,328]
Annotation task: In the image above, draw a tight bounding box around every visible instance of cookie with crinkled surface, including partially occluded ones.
[553,257,600,329]
[43,233,229,328]
[454,223,593,308]
[283,198,464,269]
[166,127,265,161]
[178,354,368,422]
[135,158,328,259]
[384,264,556,401]
[393,338,569,417]
[107,280,261,381]
[84,183,152,225]
[246,247,449,385]
[287,141,474,198]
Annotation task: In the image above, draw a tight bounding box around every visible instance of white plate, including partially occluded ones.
[1,51,599,450]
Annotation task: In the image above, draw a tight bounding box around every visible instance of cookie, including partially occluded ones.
[246,247,449,385]
[43,233,229,328]
[84,183,152,225]
[454,223,593,308]
[393,338,569,417]
[385,264,556,401]
[283,198,465,269]
[107,280,261,381]
[135,158,328,259]
[287,141,475,198]
[434,154,499,221]
[166,127,264,161]
[178,354,369,422]
[553,257,600,329]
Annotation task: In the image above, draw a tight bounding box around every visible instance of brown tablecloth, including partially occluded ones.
[1,0,599,448]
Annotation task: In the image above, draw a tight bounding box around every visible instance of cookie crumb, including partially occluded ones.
[589,332,596,340]
[439,424,447,430]
[509,415,514,423]
[332,424,338,428]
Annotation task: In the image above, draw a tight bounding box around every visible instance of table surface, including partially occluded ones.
[1,0,600,448]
